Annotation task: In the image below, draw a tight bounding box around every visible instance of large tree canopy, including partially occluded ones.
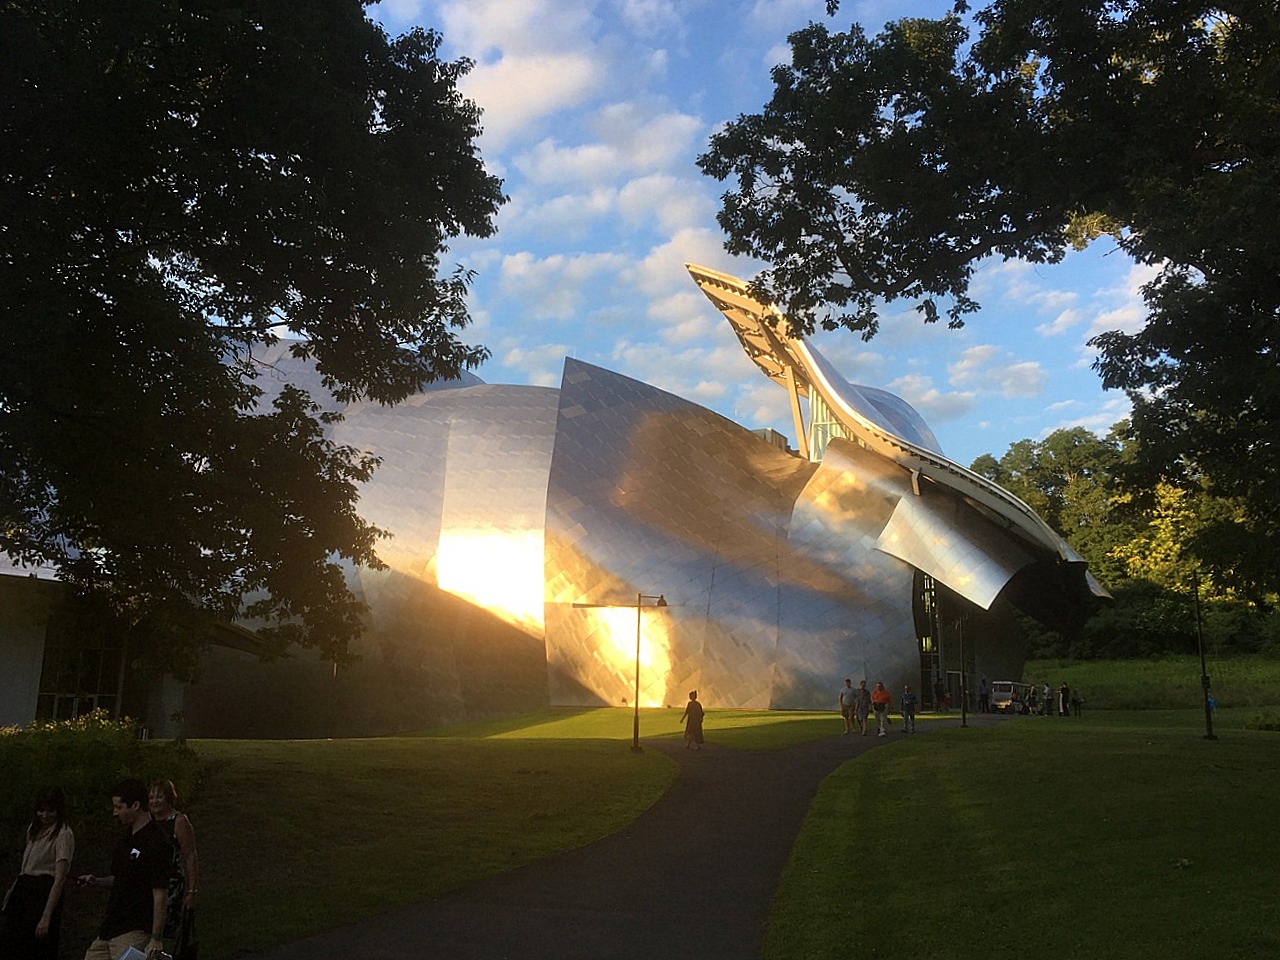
[699,1,1279,580]
[0,0,505,665]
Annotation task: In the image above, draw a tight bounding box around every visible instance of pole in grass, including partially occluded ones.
[1193,570,1217,741]
[572,593,668,753]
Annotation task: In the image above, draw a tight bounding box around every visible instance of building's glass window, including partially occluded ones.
[35,609,125,720]
[809,392,852,462]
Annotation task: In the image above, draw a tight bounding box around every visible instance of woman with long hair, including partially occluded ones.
[149,780,199,939]
[0,786,74,960]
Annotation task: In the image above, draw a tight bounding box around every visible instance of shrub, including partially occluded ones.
[1244,709,1280,732]
[0,711,200,867]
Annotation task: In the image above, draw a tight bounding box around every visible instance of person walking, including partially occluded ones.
[900,684,918,733]
[0,786,74,960]
[1070,689,1083,717]
[78,778,172,960]
[871,681,892,737]
[679,690,705,750]
[839,678,857,734]
[978,677,991,714]
[853,679,872,736]
[148,781,199,942]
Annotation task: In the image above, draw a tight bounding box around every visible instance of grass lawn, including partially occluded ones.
[1025,655,1280,711]
[57,701,1275,960]
[171,707,844,958]
[187,725,675,958]
[765,712,1280,960]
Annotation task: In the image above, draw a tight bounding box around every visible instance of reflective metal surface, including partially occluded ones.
[11,263,1108,732]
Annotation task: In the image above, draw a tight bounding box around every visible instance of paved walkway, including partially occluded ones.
[248,717,986,960]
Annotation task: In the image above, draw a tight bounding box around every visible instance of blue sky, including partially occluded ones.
[369,0,1151,467]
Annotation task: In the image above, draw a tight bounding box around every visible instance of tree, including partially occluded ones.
[698,1,1280,595]
[973,426,1279,659]
[0,0,505,667]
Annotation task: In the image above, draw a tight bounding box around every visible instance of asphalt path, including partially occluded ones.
[245,717,983,960]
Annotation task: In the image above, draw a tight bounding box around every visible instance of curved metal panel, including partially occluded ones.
[543,358,816,709]
[685,262,1109,601]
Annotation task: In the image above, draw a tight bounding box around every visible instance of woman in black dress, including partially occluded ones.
[679,690,705,750]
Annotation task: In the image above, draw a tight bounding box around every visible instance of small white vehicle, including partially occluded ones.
[990,680,1034,713]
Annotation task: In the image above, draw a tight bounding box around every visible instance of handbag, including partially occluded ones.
[173,909,199,960]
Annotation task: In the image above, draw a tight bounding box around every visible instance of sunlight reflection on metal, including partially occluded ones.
[436,528,546,634]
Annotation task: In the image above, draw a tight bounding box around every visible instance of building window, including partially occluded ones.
[35,608,126,720]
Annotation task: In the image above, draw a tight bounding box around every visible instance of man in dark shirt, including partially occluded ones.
[78,778,171,960]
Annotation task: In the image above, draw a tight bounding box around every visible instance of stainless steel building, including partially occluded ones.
[0,266,1105,736]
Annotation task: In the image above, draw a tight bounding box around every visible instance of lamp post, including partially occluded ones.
[956,616,968,729]
[572,593,667,753]
[1193,571,1217,741]
[631,594,667,752]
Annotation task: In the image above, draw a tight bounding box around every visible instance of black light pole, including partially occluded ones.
[1193,572,1217,741]
[575,594,666,753]
[631,594,667,753]
[957,616,968,728]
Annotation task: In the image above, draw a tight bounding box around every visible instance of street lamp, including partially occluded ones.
[572,592,667,753]
[1192,571,1217,741]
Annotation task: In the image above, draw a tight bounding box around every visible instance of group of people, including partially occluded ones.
[1042,682,1083,717]
[0,778,199,960]
[839,679,919,736]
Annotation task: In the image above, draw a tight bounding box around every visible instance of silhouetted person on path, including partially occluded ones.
[680,691,705,750]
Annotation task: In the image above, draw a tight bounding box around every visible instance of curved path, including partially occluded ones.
[247,719,981,960]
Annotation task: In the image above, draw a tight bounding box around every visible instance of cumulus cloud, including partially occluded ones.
[515,105,703,187]
[462,55,606,150]
[948,345,1047,398]
[888,374,978,423]
[1083,262,1161,339]
[496,341,571,386]
[632,227,750,298]
[1037,307,1085,337]
[497,250,631,320]
[620,0,684,41]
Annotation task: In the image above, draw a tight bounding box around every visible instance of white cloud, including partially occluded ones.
[617,174,716,232]
[620,0,684,40]
[438,0,598,56]
[514,104,703,187]
[497,250,631,320]
[1036,307,1084,337]
[996,361,1048,398]
[496,341,570,386]
[888,374,978,423]
[948,345,1047,398]
[463,55,605,149]
[1083,262,1161,339]
[646,291,719,345]
[633,227,748,298]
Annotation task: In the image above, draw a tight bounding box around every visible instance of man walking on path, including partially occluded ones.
[839,679,856,734]
[77,779,171,960]
[978,677,991,713]
[900,685,918,732]
[853,679,872,735]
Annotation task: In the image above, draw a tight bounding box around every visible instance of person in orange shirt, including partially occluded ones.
[871,681,892,737]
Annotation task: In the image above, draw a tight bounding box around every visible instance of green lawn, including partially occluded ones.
[1025,654,1280,710]
[189,729,674,958]
[55,701,1278,960]
[765,713,1280,960]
